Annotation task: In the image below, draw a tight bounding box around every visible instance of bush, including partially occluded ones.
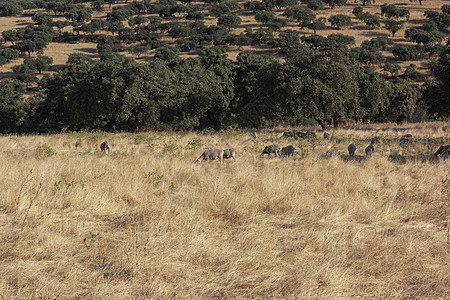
[35,144,56,158]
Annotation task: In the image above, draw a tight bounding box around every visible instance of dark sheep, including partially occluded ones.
[100,141,111,154]
[261,145,280,157]
[348,144,356,157]
[365,144,374,156]
[282,130,296,138]
[296,131,316,139]
[434,145,450,157]
[400,134,413,143]
[281,145,295,157]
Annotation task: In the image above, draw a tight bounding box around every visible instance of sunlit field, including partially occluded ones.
[1,122,449,299]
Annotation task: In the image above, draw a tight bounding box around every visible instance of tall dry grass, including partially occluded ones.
[0,122,449,299]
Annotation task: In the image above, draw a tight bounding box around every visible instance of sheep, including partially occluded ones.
[196,148,224,163]
[260,145,280,157]
[223,148,236,160]
[282,130,296,138]
[365,144,374,156]
[282,130,316,140]
[296,131,316,139]
[400,134,413,143]
[100,141,111,154]
[434,145,450,157]
[348,144,356,157]
[281,145,295,157]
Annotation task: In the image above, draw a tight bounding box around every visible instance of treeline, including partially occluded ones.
[1,44,449,133]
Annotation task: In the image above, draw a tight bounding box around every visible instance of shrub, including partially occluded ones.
[35,144,56,158]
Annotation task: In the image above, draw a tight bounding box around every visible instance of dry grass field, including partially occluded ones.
[1,122,449,299]
[0,0,448,79]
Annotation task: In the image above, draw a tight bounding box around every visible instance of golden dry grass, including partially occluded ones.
[1,122,449,299]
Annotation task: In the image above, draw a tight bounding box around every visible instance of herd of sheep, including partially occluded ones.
[98,130,450,162]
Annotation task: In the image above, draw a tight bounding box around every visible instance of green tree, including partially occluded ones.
[154,45,180,61]
[186,10,205,21]
[23,55,53,74]
[328,14,351,29]
[107,22,124,36]
[97,35,115,58]
[381,63,401,77]
[64,5,92,23]
[364,14,380,29]
[210,2,238,17]
[381,4,410,20]
[423,44,450,118]
[387,80,421,123]
[0,79,26,133]
[392,45,420,60]
[273,30,300,49]
[32,13,53,26]
[53,20,71,37]
[323,0,347,9]
[107,7,132,22]
[281,47,361,128]
[307,0,324,10]
[264,0,299,11]
[2,29,22,46]
[128,45,149,59]
[356,68,389,122]
[350,48,385,65]
[91,0,105,12]
[384,20,403,37]
[307,17,327,35]
[353,6,364,19]
[0,1,23,16]
[12,64,38,89]
[218,13,241,31]
[361,37,392,51]
[233,52,282,127]
[0,48,20,64]
[288,7,315,29]
[402,64,421,81]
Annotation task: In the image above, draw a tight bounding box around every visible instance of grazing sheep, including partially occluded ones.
[434,145,450,157]
[281,145,295,157]
[282,130,296,138]
[260,145,280,157]
[296,131,316,139]
[400,134,413,143]
[365,144,374,156]
[100,141,111,154]
[196,148,224,163]
[282,130,316,140]
[348,144,356,157]
[223,148,236,160]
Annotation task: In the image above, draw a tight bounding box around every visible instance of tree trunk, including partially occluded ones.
[316,118,327,131]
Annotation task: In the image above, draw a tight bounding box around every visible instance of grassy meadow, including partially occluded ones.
[1,122,449,299]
